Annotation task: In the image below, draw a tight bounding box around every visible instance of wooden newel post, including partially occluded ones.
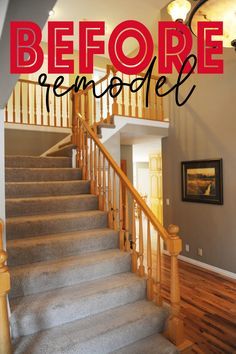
[0,221,11,354]
[167,224,185,347]
[71,92,80,145]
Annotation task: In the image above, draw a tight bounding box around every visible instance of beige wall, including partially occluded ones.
[162,48,236,273]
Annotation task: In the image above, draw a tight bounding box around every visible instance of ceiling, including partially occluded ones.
[42,0,171,57]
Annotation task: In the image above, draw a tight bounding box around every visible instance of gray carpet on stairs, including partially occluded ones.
[5,155,178,354]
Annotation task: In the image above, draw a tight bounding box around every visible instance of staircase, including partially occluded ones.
[5,155,178,354]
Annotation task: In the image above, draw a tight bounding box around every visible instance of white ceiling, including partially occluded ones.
[42,0,171,57]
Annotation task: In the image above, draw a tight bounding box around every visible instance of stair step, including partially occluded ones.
[7,228,118,266]
[13,300,169,354]
[5,156,72,168]
[10,249,131,298]
[112,334,178,354]
[6,194,98,217]
[5,167,82,182]
[5,180,90,198]
[7,210,107,240]
[11,273,145,338]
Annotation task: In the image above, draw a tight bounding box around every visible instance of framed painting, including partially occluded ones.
[181,159,223,205]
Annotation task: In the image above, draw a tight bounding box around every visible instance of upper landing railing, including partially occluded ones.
[4,65,165,129]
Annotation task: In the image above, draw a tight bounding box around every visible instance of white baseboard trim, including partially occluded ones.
[163,250,236,280]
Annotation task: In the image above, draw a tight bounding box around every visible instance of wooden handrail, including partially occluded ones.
[19,78,69,90]
[79,115,170,242]
[0,220,11,354]
[76,113,186,348]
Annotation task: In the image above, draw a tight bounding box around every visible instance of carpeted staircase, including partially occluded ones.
[5,155,178,354]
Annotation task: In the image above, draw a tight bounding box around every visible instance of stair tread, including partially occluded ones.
[11,272,145,315]
[10,249,130,298]
[112,333,178,354]
[6,155,71,159]
[5,167,79,171]
[6,180,89,186]
[13,300,169,354]
[6,193,94,202]
[10,248,126,273]
[6,194,96,203]
[7,209,106,223]
[7,227,116,248]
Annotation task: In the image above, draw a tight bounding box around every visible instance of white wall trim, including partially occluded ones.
[163,250,236,281]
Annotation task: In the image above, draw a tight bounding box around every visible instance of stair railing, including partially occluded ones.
[76,114,185,347]
[5,79,71,128]
[0,220,11,354]
[72,64,165,130]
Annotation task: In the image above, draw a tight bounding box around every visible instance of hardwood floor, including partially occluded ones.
[161,255,236,354]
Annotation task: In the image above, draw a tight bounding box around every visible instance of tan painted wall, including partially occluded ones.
[162,48,236,273]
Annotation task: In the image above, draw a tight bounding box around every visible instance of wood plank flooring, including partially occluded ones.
[160,255,236,354]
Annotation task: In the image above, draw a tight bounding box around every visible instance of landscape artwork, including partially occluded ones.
[181,160,223,205]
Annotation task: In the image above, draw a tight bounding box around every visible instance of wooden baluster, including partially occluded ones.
[72,92,79,144]
[34,84,37,124]
[13,87,16,123]
[93,144,97,195]
[27,83,30,124]
[154,87,158,121]
[131,201,138,273]
[100,84,103,122]
[167,224,185,346]
[125,189,130,251]
[142,83,146,119]
[60,88,63,127]
[93,95,96,126]
[66,95,69,127]
[5,101,8,122]
[0,220,11,354]
[121,73,125,115]
[108,164,113,228]
[135,76,139,117]
[90,137,95,194]
[147,221,154,300]
[129,75,132,116]
[85,92,89,125]
[106,78,111,123]
[47,88,50,126]
[77,119,82,168]
[41,86,44,125]
[89,136,93,183]
[155,231,162,305]
[119,182,125,250]
[138,208,145,277]
[81,130,85,178]
[84,131,89,179]
[20,81,23,123]
[112,68,119,115]
[54,91,57,126]
[98,150,104,210]
[159,87,164,121]
[103,155,107,211]
[113,171,117,230]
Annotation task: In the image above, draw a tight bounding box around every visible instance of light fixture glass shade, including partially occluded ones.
[189,0,236,48]
[167,0,192,22]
